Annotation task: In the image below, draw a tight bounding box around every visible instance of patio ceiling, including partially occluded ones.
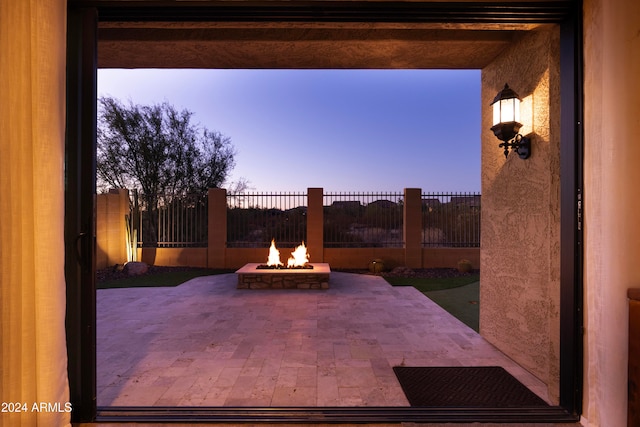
[98,23,532,69]
[93,0,567,70]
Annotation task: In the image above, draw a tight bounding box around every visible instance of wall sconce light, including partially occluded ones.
[490,84,531,159]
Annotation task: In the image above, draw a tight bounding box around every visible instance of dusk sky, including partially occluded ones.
[98,69,481,193]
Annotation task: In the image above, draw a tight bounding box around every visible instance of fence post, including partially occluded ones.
[404,188,422,268]
[208,188,227,268]
[96,189,130,269]
[96,193,108,270]
[307,187,324,263]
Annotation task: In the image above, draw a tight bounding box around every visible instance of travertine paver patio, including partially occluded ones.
[97,272,549,407]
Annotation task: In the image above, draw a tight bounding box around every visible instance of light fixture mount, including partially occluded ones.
[490,84,531,159]
[498,133,531,159]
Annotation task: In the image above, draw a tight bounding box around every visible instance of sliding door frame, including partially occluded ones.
[65,1,583,423]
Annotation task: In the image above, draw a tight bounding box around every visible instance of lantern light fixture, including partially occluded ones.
[490,83,531,159]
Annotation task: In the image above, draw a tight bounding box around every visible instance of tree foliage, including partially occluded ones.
[97,96,239,246]
[97,96,236,197]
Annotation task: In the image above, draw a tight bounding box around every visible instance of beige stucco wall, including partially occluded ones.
[583,0,640,425]
[192,247,477,270]
[136,247,208,268]
[480,26,561,403]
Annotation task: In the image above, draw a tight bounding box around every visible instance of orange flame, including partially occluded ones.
[287,241,310,268]
[266,240,310,268]
[266,239,283,267]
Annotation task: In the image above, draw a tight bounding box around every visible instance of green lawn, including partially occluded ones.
[423,282,479,332]
[385,274,480,332]
[98,269,234,289]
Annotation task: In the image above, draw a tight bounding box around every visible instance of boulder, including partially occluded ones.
[123,261,149,276]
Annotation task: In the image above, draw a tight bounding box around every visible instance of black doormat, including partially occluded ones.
[393,366,549,407]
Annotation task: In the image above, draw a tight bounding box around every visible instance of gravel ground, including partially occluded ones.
[96,264,218,284]
[354,266,478,279]
[381,267,478,279]
[97,264,478,284]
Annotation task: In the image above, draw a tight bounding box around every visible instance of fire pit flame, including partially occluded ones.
[288,241,310,268]
[260,239,312,270]
[267,239,283,267]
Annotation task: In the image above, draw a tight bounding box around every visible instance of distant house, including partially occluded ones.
[422,198,441,208]
[286,206,308,214]
[422,198,441,212]
[450,195,481,208]
[367,199,397,209]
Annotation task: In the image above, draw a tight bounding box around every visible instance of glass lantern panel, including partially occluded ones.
[514,98,520,122]
[500,98,515,122]
[492,101,501,126]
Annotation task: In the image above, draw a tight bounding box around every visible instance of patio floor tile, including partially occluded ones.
[97,272,549,407]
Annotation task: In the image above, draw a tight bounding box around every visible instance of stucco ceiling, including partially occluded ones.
[94,1,562,69]
[98,24,526,69]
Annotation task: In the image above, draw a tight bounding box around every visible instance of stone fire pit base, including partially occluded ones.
[235,263,330,290]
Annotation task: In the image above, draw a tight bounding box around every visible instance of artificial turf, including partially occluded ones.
[384,274,480,332]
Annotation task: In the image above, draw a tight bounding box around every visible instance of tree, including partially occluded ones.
[97,96,237,245]
[97,96,236,195]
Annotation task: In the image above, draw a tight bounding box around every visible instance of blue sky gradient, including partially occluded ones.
[98,69,481,193]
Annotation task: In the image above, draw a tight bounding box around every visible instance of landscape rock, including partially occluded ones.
[123,261,149,276]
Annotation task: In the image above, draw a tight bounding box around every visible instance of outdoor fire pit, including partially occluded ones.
[235,240,330,289]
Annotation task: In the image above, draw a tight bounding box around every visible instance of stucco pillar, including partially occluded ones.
[403,188,422,268]
[306,187,324,263]
[481,27,561,403]
[208,188,227,268]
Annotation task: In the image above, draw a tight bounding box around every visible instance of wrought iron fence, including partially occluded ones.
[133,192,208,247]
[421,192,481,247]
[130,190,481,249]
[226,192,308,248]
[323,192,404,248]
